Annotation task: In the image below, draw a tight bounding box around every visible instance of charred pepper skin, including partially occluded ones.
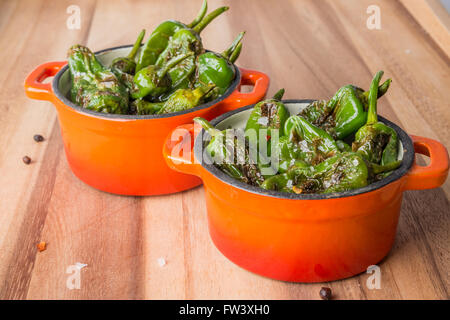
[299,79,392,139]
[196,31,245,97]
[155,6,230,100]
[352,71,399,166]
[130,99,164,115]
[244,89,289,151]
[261,152,369,194]
[136,1,228,73]
[284,115,339,159]
[68,45,129,114]
[156,85,215,114]
[111,29,145,76]
[132,52,194,100]
[194,117,264,186]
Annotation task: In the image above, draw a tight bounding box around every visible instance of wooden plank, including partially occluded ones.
[399,0,450,57]
[0,0,448,300]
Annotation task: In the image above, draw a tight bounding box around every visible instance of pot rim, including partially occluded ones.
[52,44,241,120]
[194,99,415,200]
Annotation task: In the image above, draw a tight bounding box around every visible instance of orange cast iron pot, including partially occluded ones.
[24,45,269,195]
[163,100,449,282]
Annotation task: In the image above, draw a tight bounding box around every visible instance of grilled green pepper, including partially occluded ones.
[195,31,245,97]
[155,6,229,100]
[130,99,164,115]
[136,1,228,73]
[132,52,194,99]
[299,79,392,139]
[156,85,215,114]
[111,29,145,75]
[68,45,129,114]
[261,152,369,194]
[284,115,339,163]
[244,89,289,150]
[352,71,399,166]
[194,117,264,186]
[135,0,206,72]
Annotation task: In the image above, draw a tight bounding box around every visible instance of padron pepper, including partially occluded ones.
[68,45,129,114]
[352,71,400,166]
[111,29,145,75]
[299,78,392,139]
[135,0,208,72]
[156,84,215,114]
[261,152,369,194]
[130,99,164,115]
[284,114,339,164]
[195,31,245,98]
[244,89,289,152]
[194,117,264,186]
[132,52,194,99]
[155,6,230,100]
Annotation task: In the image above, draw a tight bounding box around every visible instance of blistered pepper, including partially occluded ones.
[284,115,339,161]
[111,29,145,75]
[195,31,245,98]
[68,45,129,114]
[299,79,392,139]
[132,52,194,99]
[244,89,289,149]
[261,152,369,194]
[155,6,229,100]
[135,0,208,72]
[352,71,399,166]
[156,85,215,114]
[194,117,264,186]
[130,99,164,115]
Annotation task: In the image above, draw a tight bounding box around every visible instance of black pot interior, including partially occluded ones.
[52,45,241,120]
[194,100,415,200]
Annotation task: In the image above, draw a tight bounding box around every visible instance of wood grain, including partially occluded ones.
[0,0,448,300]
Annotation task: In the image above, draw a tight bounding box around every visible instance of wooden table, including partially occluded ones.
[0,0,448,300]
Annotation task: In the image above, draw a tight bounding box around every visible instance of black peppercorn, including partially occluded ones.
[33,134,44,142]
[319,287,332,300]
[23,156,31,165]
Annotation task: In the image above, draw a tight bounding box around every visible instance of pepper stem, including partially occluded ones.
[222,31,245,60]
[193,6,229,34]
[229,42,242,63]
[273,88,285,101]
[194,117,221,136]
[362,78,392,100]
[187,0,208,28]
[127,29,146,60]
[367,71,384,125]
[158,52,194,77]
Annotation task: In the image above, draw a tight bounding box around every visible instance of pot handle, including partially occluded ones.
[403,135,449,190]
[218,68,270,113]
[24,61,67,101]
[163,123,203,177]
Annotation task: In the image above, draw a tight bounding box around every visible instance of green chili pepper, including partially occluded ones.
[68,45,129,114]
[156,84,215,114]
[284,115,339,160]
[194,117,264,186]
[261,152,368,194]
[352,71,399,166]
[136,1,228,73]
[130,99,164,115]
[155,6,229,100]
[244,89,289,150]
[111,29,145,75]
[132,52,194,99]
[299,79,392,139]
[195,31,245,97]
